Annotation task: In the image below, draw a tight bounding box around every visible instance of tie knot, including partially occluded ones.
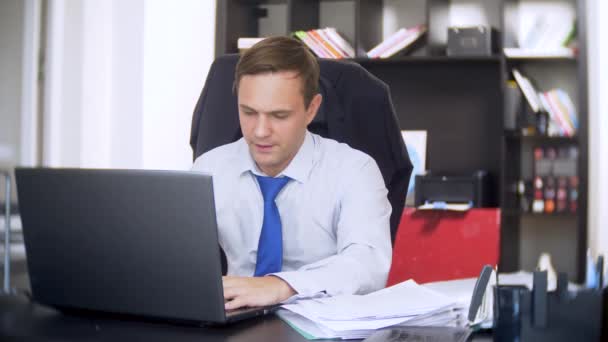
[256,176,290,202]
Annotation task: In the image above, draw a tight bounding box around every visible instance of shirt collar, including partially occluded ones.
[236,131,315,184]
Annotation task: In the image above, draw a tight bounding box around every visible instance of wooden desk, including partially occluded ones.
[0,294,492,341]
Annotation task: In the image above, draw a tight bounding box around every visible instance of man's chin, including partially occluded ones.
[251,152,275,166]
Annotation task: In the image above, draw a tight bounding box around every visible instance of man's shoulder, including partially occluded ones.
[192,139,244,172]
[314,134,374,168]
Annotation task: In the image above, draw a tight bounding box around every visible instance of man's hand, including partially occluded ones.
[223,275,296,310]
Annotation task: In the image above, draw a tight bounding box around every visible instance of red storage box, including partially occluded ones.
[387,208,500,286]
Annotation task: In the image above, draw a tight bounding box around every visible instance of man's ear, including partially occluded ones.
[305,94,323,126]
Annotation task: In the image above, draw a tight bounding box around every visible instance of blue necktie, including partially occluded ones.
[254,175,290,276]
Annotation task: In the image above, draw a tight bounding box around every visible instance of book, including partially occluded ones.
[324,27,355,58]
[378,26,426,58]
[305,30,335,58]
[294,28,355,59]
[309,30,342,59]
[237,37,266,51]
[366,28,409,58]
[504,81,522,130]
[512,69,541,113]
[317,29,348,58]
[294,31,328,58]
[538,89,578,137]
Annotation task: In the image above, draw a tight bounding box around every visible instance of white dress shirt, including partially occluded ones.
[191,131,392,297]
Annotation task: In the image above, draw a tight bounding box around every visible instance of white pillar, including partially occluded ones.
[588,0,608,257]
[20,0,42,166]
[141,0,216,170]
[42,0,216,170]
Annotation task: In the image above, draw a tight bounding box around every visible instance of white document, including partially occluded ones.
[287,280,455,321]
[279,279,461,339]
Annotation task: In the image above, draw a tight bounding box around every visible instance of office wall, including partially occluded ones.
[42,0,215,170]
[588,0,608,259]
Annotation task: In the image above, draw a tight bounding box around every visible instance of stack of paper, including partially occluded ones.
[278,280,464,340]
[425,277,494,329]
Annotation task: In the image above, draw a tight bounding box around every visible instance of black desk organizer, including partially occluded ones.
[494,271,603,341]
[414,170,491,207]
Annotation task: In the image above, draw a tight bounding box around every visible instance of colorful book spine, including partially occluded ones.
[294,31,327,58]
[323,28,355,58]
[309,29,341,59]
[318,29,348,58]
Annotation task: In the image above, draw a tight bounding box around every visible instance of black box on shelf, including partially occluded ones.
[414,170,491,207]
[447,26,499,56]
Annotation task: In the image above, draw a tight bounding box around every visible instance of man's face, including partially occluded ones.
[237,71,321,177]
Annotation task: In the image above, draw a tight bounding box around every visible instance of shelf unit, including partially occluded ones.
[215,0,588,282]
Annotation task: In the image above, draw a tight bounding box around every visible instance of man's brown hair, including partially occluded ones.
[234,36,320,108]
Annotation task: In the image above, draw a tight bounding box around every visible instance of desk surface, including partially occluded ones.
[0,294,492,341]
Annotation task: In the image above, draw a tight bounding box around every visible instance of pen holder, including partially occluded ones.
[493,272,603,342]
[493,285,528,342]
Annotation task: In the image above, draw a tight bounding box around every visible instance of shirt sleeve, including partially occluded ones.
[271,157,392,297]
[191,153,208,172]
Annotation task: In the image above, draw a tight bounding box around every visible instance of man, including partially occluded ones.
[192,36,391,310]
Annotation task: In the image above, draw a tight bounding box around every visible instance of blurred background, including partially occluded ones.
[1,0,216,290]
[1,0,215,172]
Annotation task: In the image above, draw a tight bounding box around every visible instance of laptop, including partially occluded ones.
[15,167,278,325]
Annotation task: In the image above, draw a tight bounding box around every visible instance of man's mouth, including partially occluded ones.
[254,144,273,152]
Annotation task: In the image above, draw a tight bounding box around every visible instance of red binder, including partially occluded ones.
[387,208,500,286]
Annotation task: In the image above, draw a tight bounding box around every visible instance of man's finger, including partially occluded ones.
[222,287,241,301]
[225,296,247,310]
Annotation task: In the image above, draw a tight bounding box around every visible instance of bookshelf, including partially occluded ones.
[215,0,588,282]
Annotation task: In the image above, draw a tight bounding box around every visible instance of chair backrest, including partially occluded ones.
[386,208,500,285]
[190,54,412,241]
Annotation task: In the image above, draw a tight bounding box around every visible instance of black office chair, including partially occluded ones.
[190,54,412,243]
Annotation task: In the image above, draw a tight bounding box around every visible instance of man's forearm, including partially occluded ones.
[271,244,391,298]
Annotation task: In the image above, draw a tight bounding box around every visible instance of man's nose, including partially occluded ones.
[254,115,271,138]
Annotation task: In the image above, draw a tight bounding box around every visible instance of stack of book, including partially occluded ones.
[538,89,578,137]
[294,28,355,59]
[512,69,578,137]
[366,25,426,59]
